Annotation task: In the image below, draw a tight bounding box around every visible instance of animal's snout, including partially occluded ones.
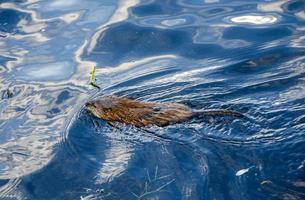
[85,101,95,108]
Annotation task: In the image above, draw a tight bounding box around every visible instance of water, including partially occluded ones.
[0,0,305,199]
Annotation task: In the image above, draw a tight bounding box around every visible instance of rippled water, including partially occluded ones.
[1,0,305,199]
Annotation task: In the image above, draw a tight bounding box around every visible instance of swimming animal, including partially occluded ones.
[86,95,244,128]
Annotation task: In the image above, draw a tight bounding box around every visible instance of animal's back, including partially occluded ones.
[102,96,193,127]
[86,96,193,127]
[86,95,244,127]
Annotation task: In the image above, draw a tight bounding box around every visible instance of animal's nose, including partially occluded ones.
[85,102,94,107]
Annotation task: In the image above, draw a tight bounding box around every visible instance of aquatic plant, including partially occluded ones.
[88,66,100,89]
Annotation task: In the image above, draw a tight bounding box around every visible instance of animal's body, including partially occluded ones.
[86,95,244,127]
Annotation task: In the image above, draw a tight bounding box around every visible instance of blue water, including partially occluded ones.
[1,0,305,199]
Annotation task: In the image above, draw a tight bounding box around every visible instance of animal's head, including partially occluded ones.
[85,97,114,119]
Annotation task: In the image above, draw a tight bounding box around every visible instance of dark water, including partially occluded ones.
[1,0,305,199]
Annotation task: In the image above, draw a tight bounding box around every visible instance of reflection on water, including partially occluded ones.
[15,61,74,81]
[229,14,278,25]
[1,0,305,199]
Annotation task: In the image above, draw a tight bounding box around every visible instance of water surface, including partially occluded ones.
[1,0,305,199]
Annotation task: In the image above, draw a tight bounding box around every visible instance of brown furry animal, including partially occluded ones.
[86,95,244,127]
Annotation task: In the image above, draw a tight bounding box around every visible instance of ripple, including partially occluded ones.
[0,178,21,198]
[1,0,305,199]
[0,83,87,179]
[139,15,196,28]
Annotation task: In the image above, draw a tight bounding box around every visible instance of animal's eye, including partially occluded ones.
[153,106,161,112]
[103,108,111,112]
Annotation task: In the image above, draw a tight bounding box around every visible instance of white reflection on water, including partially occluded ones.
[95,141,133,184]
[86,0,139,54]
[0,84,87,179]
[290,35,305,48]
[97,54,177,75]
[59,12,81,24]
[295,11,305,21]
[0,0,140,184]
[204,0,219,3]
[17,19,45,34]
[230,15,278,25]
[161,18,187,26]
[49,0,79,9]
[257,0,287,13]
[15,62,74,81]
[193,26,250,49]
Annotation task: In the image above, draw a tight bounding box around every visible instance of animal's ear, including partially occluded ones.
[123,96,134,100]
[124,94,141,100]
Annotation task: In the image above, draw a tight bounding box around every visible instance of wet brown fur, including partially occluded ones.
[86,95,243,127]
